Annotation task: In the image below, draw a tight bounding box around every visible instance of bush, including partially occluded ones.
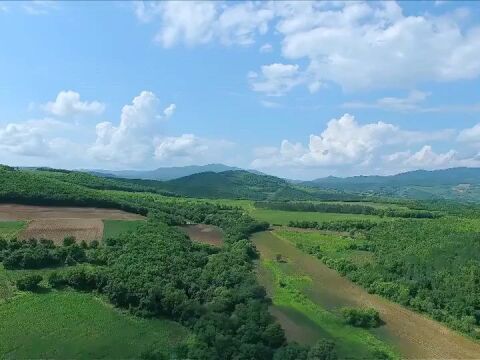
[16,274,43,291]
[340,307,381,328]
[307,340,337,360]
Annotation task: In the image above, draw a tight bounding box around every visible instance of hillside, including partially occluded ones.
[305,167,480,202]
[161,170,290,200]
[90,164,247,181]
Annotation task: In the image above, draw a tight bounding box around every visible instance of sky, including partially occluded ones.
[1,0,480,180]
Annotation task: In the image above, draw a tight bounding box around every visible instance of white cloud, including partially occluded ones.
[458,123,480,144]
[43,91,105,117]
[89,91,162,165]
[136,1,274,47]
[275,2,480,91]
[0,119,68,157]
[259,43,273,53]
[344,90,430,111]
[252,113,457,172]
[163,103,176,118]
[22,1,57,15]
[249,63,303,96]
[154,134,208,160]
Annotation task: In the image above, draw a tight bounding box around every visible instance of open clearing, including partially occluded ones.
[0,290,188,359]
[253,231,480,359]
[0,204,144,243]
[178,224,224,246]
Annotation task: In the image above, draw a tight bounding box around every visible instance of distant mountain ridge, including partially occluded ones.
[307,168,480,187]
[304,167,480,202]
[88,164,263,181]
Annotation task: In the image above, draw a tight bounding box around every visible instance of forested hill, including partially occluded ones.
[304,167,480,202]
[89,163,245,181]
[1,166,353,202]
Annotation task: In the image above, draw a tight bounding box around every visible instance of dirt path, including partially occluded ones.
[254,231,480,360]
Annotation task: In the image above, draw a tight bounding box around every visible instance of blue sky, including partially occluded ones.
[1,1,480,179]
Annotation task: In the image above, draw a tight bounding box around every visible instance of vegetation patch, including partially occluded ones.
[0,221,26,240]
[102,219,144,240]
[340,307,382,328]
[0,291,188,359]
[262,259,398,359]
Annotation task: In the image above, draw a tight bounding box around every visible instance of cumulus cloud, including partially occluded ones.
[0,119,69,157]
[138,2,480,92]
[458,123,480,144]
[154,134,208,160]
[135,1,274,47]
[43,90,105,117]
[89,91,163,164]
[251,113,460,172]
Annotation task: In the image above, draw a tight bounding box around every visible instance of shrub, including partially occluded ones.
[307,340,337,360]
[16,274,43,291]
[340,307,381,328]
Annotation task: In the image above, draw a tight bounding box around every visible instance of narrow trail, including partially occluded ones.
[253,231,480,360]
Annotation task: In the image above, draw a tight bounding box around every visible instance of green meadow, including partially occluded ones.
[0,290,188,359]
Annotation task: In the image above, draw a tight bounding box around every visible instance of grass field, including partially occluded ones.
[250,208,381,225]
[102,219,145,239]
[0,290,188,359]
[0,221,26,240]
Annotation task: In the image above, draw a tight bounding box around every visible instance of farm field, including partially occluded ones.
[0,221,26,240]
[178,224,224,247]
[253,231,480,359]
[0,290,188,359]
[102,219,145,239]
[0,204,144,243]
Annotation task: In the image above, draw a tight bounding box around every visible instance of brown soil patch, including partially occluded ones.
[178,224,224,247]
[254,231,480,360]
[0,204,144,221]
[0,204,144,243]
[19,219,104,243]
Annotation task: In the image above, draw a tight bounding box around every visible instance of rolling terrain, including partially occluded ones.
[1,165,480,359]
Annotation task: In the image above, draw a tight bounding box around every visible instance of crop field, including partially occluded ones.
[178,224,224,246]
[103,219,145,239]
[250,208,382,225]
[0,204,144,243]
[0,290,188,359]
[0,221,26,240]
[19,218,103,243]
[253,231,480,359]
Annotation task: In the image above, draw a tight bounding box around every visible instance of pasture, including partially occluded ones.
[0,291,188,359]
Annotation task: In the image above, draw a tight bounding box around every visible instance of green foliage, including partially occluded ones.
[307,340,337,360]
[0,221,26,240]
[340,307,381,328]
[102,219,144,240]
[15,274,42,291]
[0,291,188,358]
